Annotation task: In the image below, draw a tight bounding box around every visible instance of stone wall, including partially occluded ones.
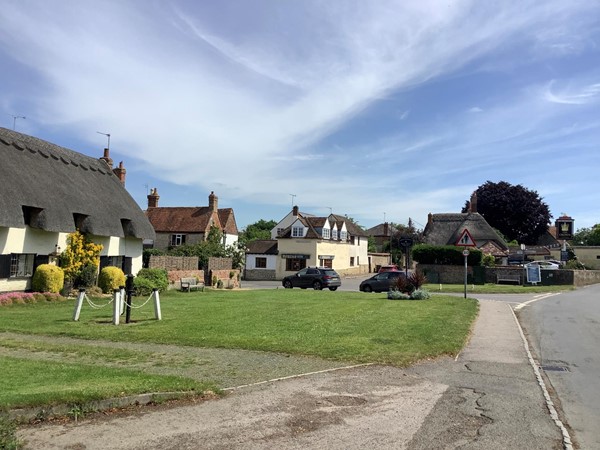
[149,255,199,271]
[166,270,205,290]
[573,269,600,286]
[244,269,276,281]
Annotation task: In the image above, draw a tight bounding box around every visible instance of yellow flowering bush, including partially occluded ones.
[60,231,103,282]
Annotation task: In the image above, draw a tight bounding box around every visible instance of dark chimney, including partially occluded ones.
[383,222,389,236]
[427,212,433,226]
[470,192,478,213]
[113,161,126,185]
[99,148,113,168]
[292,205,299,216]
[209,191,218,212]
[147,188,160,208]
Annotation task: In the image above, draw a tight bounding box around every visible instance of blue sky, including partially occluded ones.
[1,0,599,232]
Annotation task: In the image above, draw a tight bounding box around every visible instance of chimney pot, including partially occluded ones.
[293,205,299,216]
[147,187,160,208]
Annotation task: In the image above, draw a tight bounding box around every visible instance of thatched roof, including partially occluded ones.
[0,127,155,239]
[423,212,508,251]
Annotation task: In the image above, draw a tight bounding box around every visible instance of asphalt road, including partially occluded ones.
[517,284,600,449]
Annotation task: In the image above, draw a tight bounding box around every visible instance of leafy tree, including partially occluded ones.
[463,181,552,244]
[571,225,600,246]
[239,219,277,244]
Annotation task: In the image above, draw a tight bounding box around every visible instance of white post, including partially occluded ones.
[119,286,126,315]
[112,289,120,325]
[153,288,162,320]
[73,289,85,321]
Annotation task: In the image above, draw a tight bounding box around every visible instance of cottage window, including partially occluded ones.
[10,254,35,277]
[277,228,285,236]
[255,257,267,268]
[322,228,330,239]
[340,231,347,241]
[332,229,338,240]
[170,234,186,246]
[292,227,304,238]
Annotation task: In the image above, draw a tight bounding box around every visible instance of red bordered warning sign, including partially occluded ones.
[455,228,477,247]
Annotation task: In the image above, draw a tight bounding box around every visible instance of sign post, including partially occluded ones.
[398,237,413,279]
[455,229,477,299]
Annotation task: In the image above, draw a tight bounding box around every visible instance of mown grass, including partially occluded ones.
[0,356,213,409]
[424,283,573,294]
[0,289,478,409]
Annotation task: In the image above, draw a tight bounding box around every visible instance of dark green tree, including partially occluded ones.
[571,225,600,246]
[462,181,552,244]
[239,219,277,245]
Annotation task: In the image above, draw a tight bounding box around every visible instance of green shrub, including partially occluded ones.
[412,244,483,266]
[133,277,155,297]
[410,289,431,300]
[74,264,98,288]
[387,290,410,300]
[98,267,126,294]
[32,264,64,293]
[134,268,168,296]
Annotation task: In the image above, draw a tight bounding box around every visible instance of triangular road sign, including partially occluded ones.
[456,228,477,247]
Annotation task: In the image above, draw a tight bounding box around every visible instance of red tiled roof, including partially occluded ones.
[146,206,238,235]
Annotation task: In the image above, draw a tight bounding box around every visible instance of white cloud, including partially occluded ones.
[543,80,600,105]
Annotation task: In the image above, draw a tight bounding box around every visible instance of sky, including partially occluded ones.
[1,0,599,232]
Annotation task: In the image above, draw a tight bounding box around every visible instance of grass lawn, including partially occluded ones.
[0,289,478,410]
[424,283,573,294]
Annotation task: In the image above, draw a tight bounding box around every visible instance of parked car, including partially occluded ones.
[282,267,341,291]
[360,271,406,293]
[526,261,560,270]
[378,264,399,273]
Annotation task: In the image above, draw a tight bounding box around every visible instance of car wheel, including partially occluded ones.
[363,285,372,293]
[283,280,293,289]
[313,281,322,290]
[328,287,338,291]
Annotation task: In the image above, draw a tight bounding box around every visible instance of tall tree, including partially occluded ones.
[239,219,277,245]
[463,181,552,244]
[572,225,600,246]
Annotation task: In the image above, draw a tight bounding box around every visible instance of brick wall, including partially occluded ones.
[210,269,240,288]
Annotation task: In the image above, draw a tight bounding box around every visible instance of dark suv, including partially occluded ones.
[282,267,341,291]
[359,271,405,293]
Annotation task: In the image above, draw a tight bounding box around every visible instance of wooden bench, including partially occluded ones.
[496,274,521,285]
[180,277,205,292]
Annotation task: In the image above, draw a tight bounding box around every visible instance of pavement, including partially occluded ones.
[18,298,568,449]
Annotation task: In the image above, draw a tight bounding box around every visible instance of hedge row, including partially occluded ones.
[412,244,483,266]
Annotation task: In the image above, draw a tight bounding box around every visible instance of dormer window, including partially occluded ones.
[292,226,304,237]
[332,228,338,240]
[73,213,89,232]
[121,218,133,237]
[22,205,43,228]
[340,230,348,241]
[322,228,330,239]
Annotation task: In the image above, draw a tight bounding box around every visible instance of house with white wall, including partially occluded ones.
[272,206,369,279]
[0,127,155,292]
[243,240,278,280]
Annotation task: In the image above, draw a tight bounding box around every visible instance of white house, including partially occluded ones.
[272,206,369,279]
[0,127,155,292]
[243,240,278,280]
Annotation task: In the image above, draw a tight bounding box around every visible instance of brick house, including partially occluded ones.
[145,190,239,250]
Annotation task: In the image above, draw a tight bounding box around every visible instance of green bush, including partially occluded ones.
[74,264,98,288]
[410,289,431,300]
[134,268,168,295]
[31,264,64,293]
[387,290,410,300]
[412,244,482,266]
[98,266,126,293]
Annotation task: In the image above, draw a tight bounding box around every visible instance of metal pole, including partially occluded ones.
[153,288,162,320]
[464,252,468,299]
[125,274,134,324]
[73,289,85,321]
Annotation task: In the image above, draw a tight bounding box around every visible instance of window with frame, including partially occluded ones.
[286,258,306,271]
[277,228,285,236]
[340,231,347,241]
[10,254,35,277]
[292,226,304,238]
[255,257,267,268]
[332,229,338,240]
[350,257,355,267]
[170,234,186,246]
[322,228,330,239]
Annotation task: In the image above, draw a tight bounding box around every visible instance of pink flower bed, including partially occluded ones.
[0,291,67,306]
